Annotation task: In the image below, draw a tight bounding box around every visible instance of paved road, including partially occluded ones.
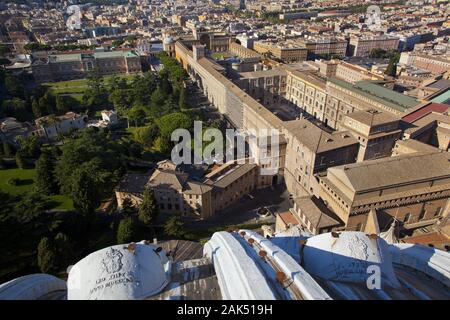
[185,184,293,229]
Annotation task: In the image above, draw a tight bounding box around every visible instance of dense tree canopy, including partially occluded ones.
[117,217,138,244]
[164,214,185,239]
[156,112,194,138]
[35,151,57,195]
[37,237,58,274]
[121,197,135,218]
[138,189,159,226]
[55,128,126,197]
[133,124,159,150]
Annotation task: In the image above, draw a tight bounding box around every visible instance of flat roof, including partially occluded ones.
[328,78,420,112]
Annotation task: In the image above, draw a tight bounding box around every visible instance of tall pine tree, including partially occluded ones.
[121,197,135,218]
[138,189,159,226]
[71,167,99,221]
[117,217,138,244]
[37,237,58,274]
[35,152,57,195]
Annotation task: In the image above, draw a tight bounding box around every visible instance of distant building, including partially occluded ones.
[235,33,258,49]
[338,109,402,162]
[116,160,263,219]
[399,52,450,74]
[348,35,399,57]
[238,67,287,107]
[319,152,450,231]
[300,36,348,59]
[282,119,359,198]
[402,103,450,151]
[34,112,88,140]
[334,60,387,84]
[32,50,141,83]
[101,110,118,125]
[253,41,308,62]
[276,196,343,235]
[0,117,32,143]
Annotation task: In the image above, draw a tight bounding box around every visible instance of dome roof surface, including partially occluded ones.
[67,241,171,300]
[302,232,400,288]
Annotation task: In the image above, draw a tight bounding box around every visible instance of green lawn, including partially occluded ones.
[0,168,36,195]
[44,74,136,94]
[0,168,73,211]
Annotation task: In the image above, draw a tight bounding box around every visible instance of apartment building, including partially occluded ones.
[282,119,359,199]
[8,30,29,53]
[324,78,421,128]
[276,196,342,235]
[253,41,308,62]
[402,108,450,151]
[285,68,328,121]
[33,112,88,140]
[338,109,402,162]
[300,36,348,59]
[32,50,141,83]
[348,35,399,57]
[115,160,261,219]
[238,67,287,107]
[335,61,387,84]
[319,152,450,231]
[399,52,450,74]
[317,59,386,84]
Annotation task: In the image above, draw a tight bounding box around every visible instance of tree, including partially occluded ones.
[24,42,41,52]
[112,39,125,47]
[150,86,166,110]
[14,192,48,223]
[133,124,159,149]
[156,112,193,138]
[35,152,57,195]
[2,141,15,157]
[164,214,185,239]
[37,237,57,274]
[385,52,400,77]
[0,44,10,57]
[32,98,42,118]
[55,129,126,197]
[71,167,100,220]
[54,232,72,268]
[108,77,130,114]
[160,72,172,96]
[83,68,108,111]
[121,197,135,218]
[127,106,146,127]
[55,95,68,114]
[153,135,171,155]
[4,75,24,98]
[138,189,159,226]
[178,85,187,110]
[38,92,55,115]
[17,135,41,159]
[117,217,138,244]
[15,150,26,169]
[2,98,28,121]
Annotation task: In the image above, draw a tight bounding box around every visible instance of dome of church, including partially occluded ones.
[0,274,66,300]
[67,241,171,300]
[301,231,400,288]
